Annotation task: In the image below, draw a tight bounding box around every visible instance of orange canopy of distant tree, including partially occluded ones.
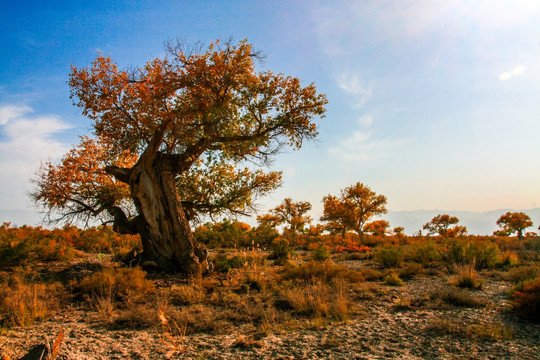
[320,182,387,240]
[259,198,312,240]
[495,211,533,240]
[422,214,462,237]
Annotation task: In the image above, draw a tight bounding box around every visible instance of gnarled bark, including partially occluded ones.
[125,155,209,273]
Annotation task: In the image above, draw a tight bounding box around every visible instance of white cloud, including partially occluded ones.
[0,105,72,212]
[0,104,32,125]
[336,72,373,108]
[328,124,410,162]
[357,115,373,127]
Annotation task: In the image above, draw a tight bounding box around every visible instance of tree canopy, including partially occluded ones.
[320,182,387,240]
[495,212,533,240]
[422,214,461,237]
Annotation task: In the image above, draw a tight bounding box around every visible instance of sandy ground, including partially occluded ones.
[2,270,539,360]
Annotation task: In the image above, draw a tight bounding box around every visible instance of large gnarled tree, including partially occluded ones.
[32,40,327,273]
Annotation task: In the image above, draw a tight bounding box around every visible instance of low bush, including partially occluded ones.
[508,276,540,322]
[281,261,364,284]
[269,238,291,263]
[498,250,519,268]
[0,273,66,328]
[277,280,350,321]
[399,263,425,279]
[504,264,540,284]
[449,263,484,290]
[311,245,331,261]
[407,241,442,266]
[430,286,488,307]
[445,239,499,269]
[384,272,404,286]
[375,246,404,268]
[78,267,154,305]
[212,254,247,273]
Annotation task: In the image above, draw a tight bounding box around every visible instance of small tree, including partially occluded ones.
[496,212,533,240]
[393,226,405,235]
[422,214,460,237]
[320,182,387,241]
[263,198,312,242]
[364,220,390,237]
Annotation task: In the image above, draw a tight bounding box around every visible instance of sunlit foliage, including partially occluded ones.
[495,212,533,240]
[422,214,463,237]
[320,182,387,240]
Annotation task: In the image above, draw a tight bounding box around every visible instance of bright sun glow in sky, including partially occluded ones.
[1,0,540,228]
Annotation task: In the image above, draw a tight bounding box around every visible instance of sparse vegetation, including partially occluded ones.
[449,263,484,289]
[1,218,538,358]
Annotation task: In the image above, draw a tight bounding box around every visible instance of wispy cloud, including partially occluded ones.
[337,72,373,108]
[329,116,410,162]
[0,104,71,211]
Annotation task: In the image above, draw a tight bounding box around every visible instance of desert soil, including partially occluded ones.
[1,259,539,360]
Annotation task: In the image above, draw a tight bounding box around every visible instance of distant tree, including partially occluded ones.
[363,220,390,237]
[393,226,405,235]
[320,182,387,241]
[256,213,282,230]
[446,225,468,238]
[31,39,327,273]
[495,212,533,240]
[265,198,312,240]
[193,219,251,248]
[320,194,350,237]
[422,214,460,237]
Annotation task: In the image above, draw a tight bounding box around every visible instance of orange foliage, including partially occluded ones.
[0,223,139,266]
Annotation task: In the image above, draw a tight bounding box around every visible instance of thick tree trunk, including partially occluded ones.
[128,157,209,273]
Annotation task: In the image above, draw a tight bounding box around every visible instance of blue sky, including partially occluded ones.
[1,0,540,229]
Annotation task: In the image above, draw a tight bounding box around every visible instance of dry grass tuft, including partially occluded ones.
[384,272,404,286]
[430,286,488,308]
[449,263,484,289]
[0,273,66,328]
[281,261,364,284]
[78,267,155,305]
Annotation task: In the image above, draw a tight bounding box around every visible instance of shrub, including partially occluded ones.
[212,254,247,273]
[505,264,540,284]
[78,267,154,305]
[498,251,519,268]
[194,219,251,248]
[277,280,350,321]
[311,245,331,261]
[384,272,404,286]
[0,274,66,328]
[509,276,540,322]
[399,263,424,279]
[445,239,499,269]
[449,263,484,290]
[430,286,488,307]
[269,238,291,263]
[360,268,384,281]
[281,261,364,284]
[375,246,404,268]
[407,241,441,265]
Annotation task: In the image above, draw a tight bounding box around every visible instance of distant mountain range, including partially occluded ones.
[385,208,540,236]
